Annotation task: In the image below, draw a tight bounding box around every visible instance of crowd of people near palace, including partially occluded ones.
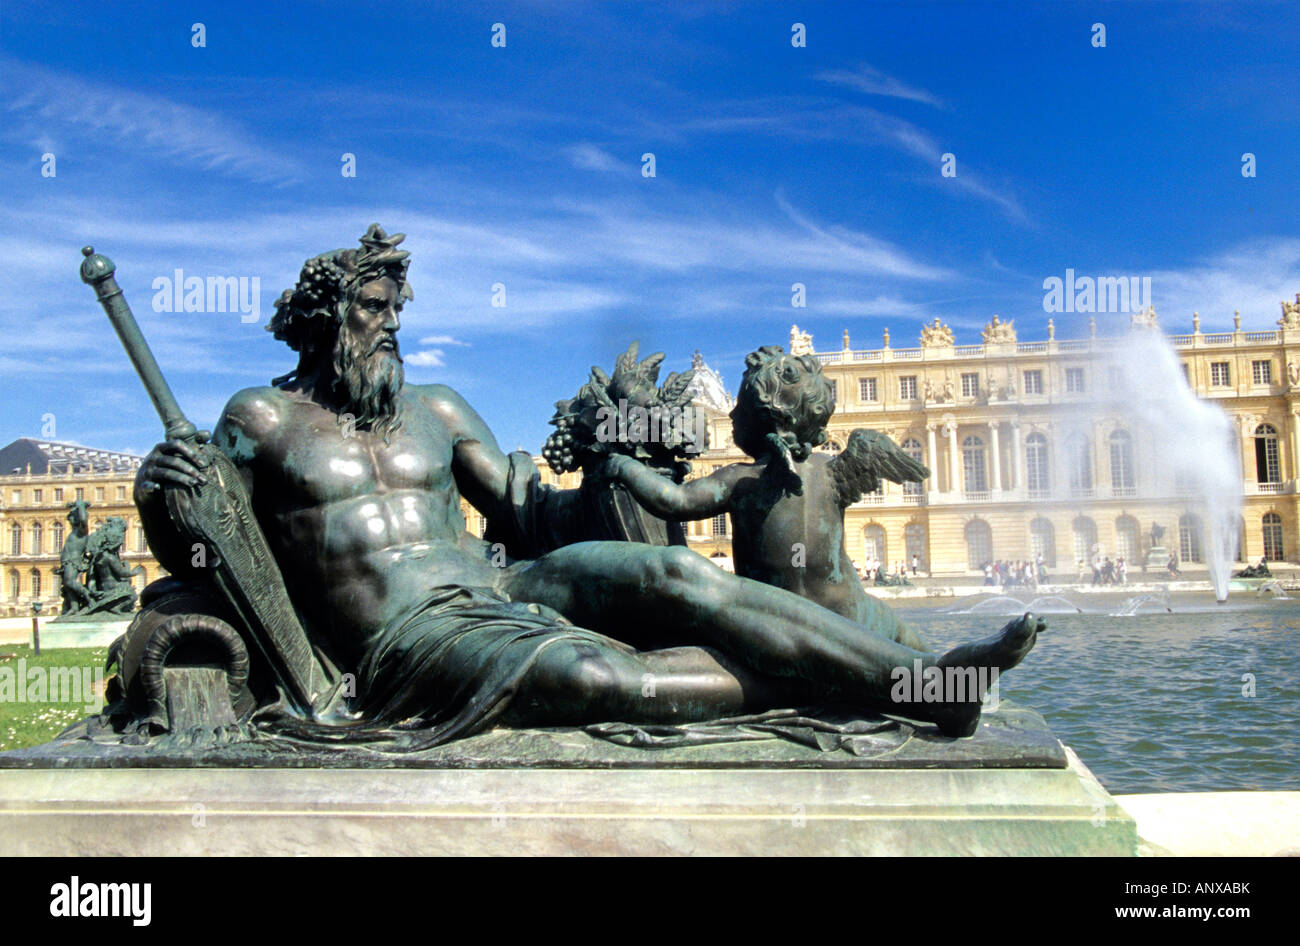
[982,556,1048,589]
[852,551,1198,586]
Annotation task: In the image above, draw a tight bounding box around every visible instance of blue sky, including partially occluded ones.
[2,0,1298,455]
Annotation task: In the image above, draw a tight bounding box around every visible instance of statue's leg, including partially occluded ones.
[504,543,1040,735]
[499,639,800,727]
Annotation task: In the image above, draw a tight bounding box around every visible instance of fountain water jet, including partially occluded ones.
[1096,329,1242,602]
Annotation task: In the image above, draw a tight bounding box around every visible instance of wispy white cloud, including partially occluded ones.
[815,64,943,108]
[0,58,303,185]
[566,143,625,172]
[418,335,470,346]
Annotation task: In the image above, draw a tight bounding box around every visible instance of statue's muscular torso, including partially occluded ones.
[212,383,504,665]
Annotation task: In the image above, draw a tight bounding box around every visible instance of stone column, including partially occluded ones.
[926,423,939,494]
[1292,410,1300,483]
[944,419,959,494]
[989,421,1002,493]
[1009,418,1022,490]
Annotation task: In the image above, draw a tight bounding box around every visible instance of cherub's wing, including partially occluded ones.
[828,429,930,506]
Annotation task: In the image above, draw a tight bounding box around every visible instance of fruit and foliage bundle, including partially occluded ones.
[542,342,707,477]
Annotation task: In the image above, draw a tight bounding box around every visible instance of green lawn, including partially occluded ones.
[0,645,109,752]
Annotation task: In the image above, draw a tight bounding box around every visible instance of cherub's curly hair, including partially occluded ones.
[267,224,413,380]
[735,345,835,462]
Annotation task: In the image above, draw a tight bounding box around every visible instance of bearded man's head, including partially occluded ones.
[268,224,413,440]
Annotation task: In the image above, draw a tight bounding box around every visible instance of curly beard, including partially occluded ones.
[332,322,404,441]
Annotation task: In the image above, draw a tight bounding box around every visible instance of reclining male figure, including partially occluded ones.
[137,226,1041,742]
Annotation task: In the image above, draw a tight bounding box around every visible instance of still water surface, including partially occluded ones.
[893,593,1300,795]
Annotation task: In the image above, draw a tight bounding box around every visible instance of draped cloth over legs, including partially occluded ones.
[256,585,634,752]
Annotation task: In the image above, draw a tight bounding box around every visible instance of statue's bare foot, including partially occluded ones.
[939,611,1043,675]
[928,613,1045,738]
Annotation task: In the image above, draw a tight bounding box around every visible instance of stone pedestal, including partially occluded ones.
[0,705,1139,856]
[1145,546,1171,569]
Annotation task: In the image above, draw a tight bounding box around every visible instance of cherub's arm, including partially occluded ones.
[605,455,747,520]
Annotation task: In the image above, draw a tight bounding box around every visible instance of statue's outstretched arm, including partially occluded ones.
[605,454,743,520]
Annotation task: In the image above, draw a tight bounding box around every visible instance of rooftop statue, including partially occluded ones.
[982,314,1017,345]
[72,229,1041,753]
[1279,293,1300,330]
[919,318,954,348]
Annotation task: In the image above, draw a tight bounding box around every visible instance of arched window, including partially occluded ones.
[1109,430,1135,495]
[965,519,992,570]
[1067,434,1092,496]
[900,438,924,496]
[1179,513,1204,563]
[1263,512,1285,561]
[1072,516,1097,564]
[1254,424,1281,484]
[1029,517,1056,567]
[9,523,20,556]
[52,521,64,552]
[904,522,926,567]
[1025,433,1050,498]
[862,524,886,566]
[31,522,42,555]
[7,570,19,601]
[1115,515,1139,562]
[962,435,987,496]
[30,569,41,598]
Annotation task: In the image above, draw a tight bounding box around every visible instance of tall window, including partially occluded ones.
[827,379,838,405]
[9,523,20,555]
[962,436,987,495]
[862,525,886,565]
[1067,434,1093,495]
[1065,367,1085,393]
[31,523,42,555]
[1073,517,1098,564]
[8,570,18,601]
[1210,362,1230,386]
[858,377,877,402]
[904,523,926,566]
[75,488,84,501]
[1109,430,1135,495]
[712,513,728,537]
[960,373,979,398]
[53,488,63,502]
[1030,518,1056,568]
[1023,370,1043,395]
[52,522,63,552]
[1116,516,1139,561]
[135,526,147,553]
[30,569,41,598]
[32,489,42,503]
[899,376,917,400]
[901,438,924,496]
[1252,360,1272,385]
[117,486,127,501]
[1263,513,1285,561]
[965,519,992,570]
[1025,433,1050,498]
[95,487,105,502]
[1255,424,1281,483]
[1179,514,1204,563]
